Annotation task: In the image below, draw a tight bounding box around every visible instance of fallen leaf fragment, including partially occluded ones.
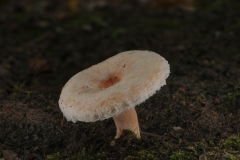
[3,150,21,160]
[29,58,51,74]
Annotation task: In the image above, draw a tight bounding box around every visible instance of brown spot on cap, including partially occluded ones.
[99,74,121,89]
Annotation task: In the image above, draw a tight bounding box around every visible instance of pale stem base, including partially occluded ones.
[113,108,141,139]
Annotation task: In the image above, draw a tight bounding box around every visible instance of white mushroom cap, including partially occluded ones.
[59,50,170,123]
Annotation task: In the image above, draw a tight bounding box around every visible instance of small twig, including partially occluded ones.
[56,126,65,135]
[140,131,162,138]
[28,32,52,46]
[7,32,53,52]
[226,150,239,154]
[0,75,15,93]
[61,116,65,126]
[0,75,14,88]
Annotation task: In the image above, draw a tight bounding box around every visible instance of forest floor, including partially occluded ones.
[0,0,240,159]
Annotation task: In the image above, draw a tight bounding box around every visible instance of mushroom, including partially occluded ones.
[59,50,170,139]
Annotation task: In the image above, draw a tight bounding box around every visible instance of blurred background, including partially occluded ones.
[1,0,232,91]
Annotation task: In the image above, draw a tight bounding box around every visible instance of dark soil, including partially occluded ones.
[0,0,240,159]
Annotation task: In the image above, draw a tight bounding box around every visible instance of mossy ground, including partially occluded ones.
[0,0,240,159]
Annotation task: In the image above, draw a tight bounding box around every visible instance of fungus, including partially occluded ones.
[59,50,170,139]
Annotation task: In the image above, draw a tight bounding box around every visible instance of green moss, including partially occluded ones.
[224,135,240,150]
[208,140,215,147]
[64,148,107,160]
[170,148,198,160]
[226,153,239,160]
[170,150,190,160]
[124,150,158,160]
[228,81,240,101]
[186,146,198,156]
[47,152,61,160]
[225,81,240,113]
[137,150,158,160]
[162,141,175,149]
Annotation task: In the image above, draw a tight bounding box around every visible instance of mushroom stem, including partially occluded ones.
[113,108,141,139]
